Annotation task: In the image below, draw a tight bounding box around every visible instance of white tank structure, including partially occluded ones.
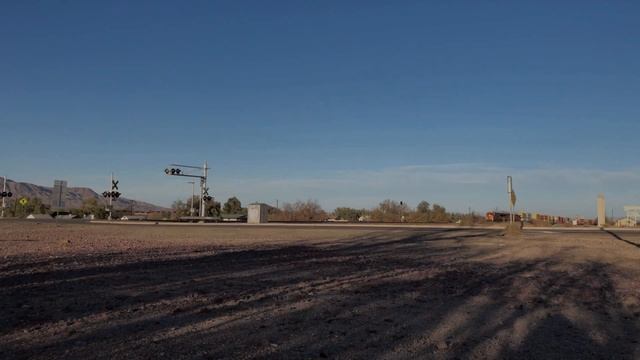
[597,194,606,228]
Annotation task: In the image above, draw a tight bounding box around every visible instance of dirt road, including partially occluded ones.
[1,221,640,359]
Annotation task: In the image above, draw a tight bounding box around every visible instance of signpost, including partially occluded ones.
[187,181,196,216]
[507,176,516,224]
[1,176,13,218]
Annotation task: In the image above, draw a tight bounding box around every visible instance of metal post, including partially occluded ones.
[108,172,113,221]
[188,181,195,216]
[200,161,208,218]
[507,176,513,224]
[1,176,6,218]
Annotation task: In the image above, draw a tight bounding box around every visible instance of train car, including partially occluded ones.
[486,212,521,222]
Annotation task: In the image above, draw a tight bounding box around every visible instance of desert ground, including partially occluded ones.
[1,220,640,359]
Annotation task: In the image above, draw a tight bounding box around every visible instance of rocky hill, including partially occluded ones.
[2,179,167,212]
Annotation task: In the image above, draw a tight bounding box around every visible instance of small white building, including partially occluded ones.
[248,203,270,224]
[616,218,637,227]
[624,206,640,224]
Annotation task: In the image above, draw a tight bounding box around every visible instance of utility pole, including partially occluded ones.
[109,173,113,220]
[1,176,14,218]
[611,207,614,224]
[1,176,9,218]
[188,181,196,216]
[1,176,5,218]
[507,176,516,224]
[201,161,208,218]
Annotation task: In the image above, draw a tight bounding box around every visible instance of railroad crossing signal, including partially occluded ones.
[164,162,210,217]
[0,191,12,198]
[102,191,121,199]
[202,187,212,202]
[103,176,121,199]
[104,173,121,221]
[165,168,182,175]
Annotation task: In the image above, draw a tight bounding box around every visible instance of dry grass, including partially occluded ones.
[2,221,640,359]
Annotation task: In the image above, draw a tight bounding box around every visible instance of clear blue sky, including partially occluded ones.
[2,1,639,216]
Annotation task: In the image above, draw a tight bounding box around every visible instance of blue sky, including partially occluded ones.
[1,1,639,216]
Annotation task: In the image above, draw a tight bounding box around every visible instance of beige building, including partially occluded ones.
[616,218,637,227]
[248,203,270,224]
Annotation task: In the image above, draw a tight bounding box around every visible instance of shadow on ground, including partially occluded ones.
[1,229,639,359]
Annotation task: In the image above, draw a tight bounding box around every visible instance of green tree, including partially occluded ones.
[272,200,327,221]
[294,200,326,221]
[82,198,107,219]
[333,207,363,222]
[416,201,430,214]
[370,200,410,222]
[222,196,243,214]
[30,197,42,214]
[205,199,221,217]
[171,200,189,219]
[430,204,449,223]
[410,201,431,222]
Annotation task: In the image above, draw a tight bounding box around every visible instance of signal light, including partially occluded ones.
[165,168,183,176]
[102,191,122,199]
[1,191,12,198]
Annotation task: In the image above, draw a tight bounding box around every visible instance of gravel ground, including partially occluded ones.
[1,220,640,359]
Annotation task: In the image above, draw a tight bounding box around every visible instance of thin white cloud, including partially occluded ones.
[119,163,640,217]
[209,164,640,216]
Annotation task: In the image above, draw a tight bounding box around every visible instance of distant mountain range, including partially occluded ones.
[3,179,167,212]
